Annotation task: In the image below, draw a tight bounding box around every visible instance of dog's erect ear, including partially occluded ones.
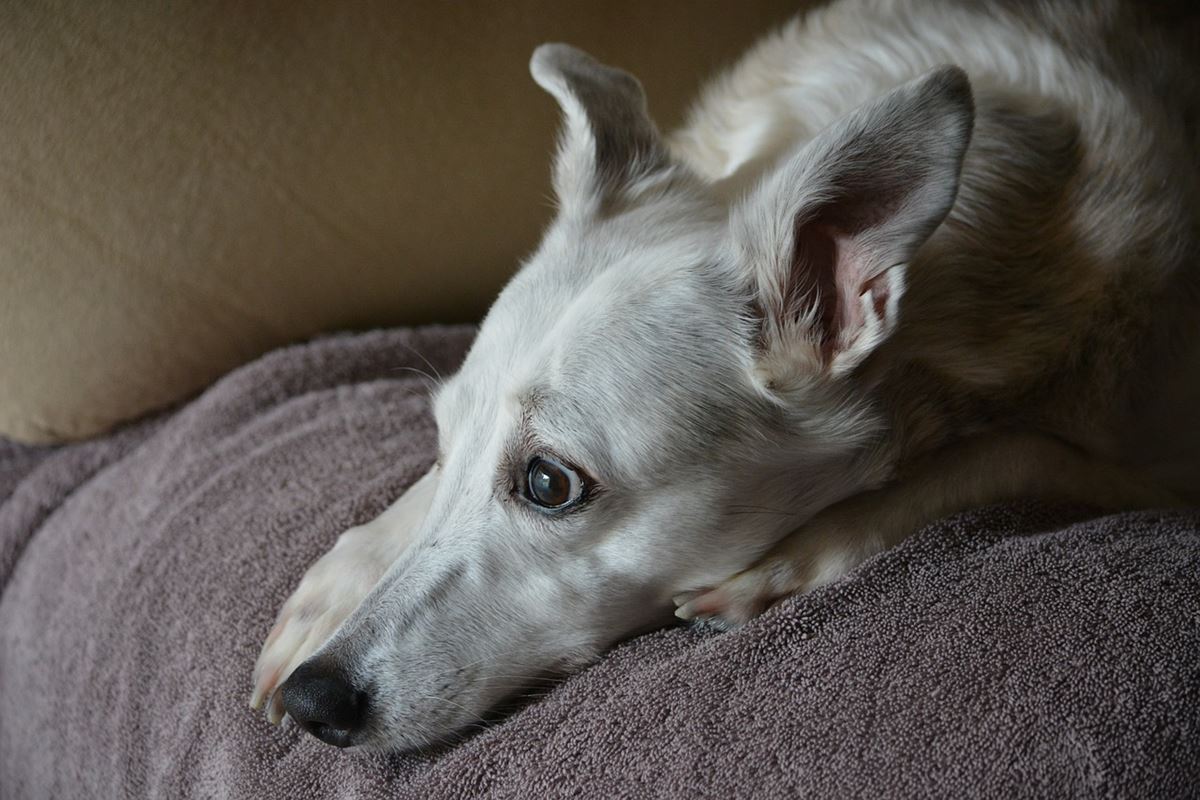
[531,44,670,210]
[732,66,974,379]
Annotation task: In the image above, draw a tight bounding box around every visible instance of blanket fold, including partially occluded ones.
[1,325,1196,799]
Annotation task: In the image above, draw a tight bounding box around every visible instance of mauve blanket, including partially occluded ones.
[1,326,1197,799]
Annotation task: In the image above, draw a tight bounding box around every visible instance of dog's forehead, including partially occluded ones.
[437,216,756,474]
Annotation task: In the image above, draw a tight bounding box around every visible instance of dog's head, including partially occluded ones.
[284,45,972,750]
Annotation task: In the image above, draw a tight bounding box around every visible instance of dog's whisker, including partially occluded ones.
[393,341,446,385]
[391,365,439,384]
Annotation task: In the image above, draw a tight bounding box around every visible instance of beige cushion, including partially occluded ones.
[0,1,797,443]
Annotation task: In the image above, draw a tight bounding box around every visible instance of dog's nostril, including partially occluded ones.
[307,721,352,749]
[279,659,368,748]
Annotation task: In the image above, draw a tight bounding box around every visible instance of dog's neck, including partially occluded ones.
[825,90,1098,476]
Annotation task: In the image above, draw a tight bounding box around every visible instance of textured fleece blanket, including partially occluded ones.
[1,326,1197,799]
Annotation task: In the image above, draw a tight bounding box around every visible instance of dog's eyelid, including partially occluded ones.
[534,452,599,492]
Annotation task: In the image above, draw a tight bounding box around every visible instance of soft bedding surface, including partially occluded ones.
[1,326,1197,799]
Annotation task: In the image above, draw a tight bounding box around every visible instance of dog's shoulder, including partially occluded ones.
[674,0,1198,472]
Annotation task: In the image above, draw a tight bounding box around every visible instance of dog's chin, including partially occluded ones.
[347,666,576,754]
[349,714,492,755]
[321,724,456,755]
[350,731,463,756]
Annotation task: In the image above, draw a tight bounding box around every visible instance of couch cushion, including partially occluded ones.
[0,0,799,442]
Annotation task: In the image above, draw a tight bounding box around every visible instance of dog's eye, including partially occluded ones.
[525,456,582,510]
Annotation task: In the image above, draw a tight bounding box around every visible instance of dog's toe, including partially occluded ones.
[674,575,768,628]
[251,592,364,721]
[674,558,804,628]
[251,528,392,723]
[671,590,701,609]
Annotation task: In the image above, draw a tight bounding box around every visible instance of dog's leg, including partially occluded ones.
[675,432,1180,628]
[250,467,438,722]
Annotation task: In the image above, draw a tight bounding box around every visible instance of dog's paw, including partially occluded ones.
[674,531,869,628]
[673,558,800,629]
[250,525,390,724]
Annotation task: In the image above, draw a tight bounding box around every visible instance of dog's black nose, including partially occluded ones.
[279,659,367,748]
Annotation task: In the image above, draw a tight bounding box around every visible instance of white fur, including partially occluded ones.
[252,0,1199,751]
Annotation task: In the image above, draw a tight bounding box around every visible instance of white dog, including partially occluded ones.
[251,0,1199,750]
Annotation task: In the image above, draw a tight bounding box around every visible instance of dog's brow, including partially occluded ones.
[513,388,546,448]
[519,387,619,479]
[488,390,541,493]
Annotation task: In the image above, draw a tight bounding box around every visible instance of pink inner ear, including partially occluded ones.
[791,221,869,354]
[865,271,891,321]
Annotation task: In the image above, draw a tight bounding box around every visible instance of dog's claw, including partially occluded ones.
[671,590,700,609]
[266,689,287,725]
[673,591,717,621]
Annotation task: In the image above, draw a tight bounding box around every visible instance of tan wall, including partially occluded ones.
[0,1,800,442]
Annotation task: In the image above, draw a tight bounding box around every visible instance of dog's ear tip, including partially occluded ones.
[530,42,669,204]
[922,64,976,118]
[929,64,971,90]
[530,43,591,84]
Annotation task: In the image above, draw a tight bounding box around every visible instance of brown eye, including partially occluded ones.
[526,456,582,509]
